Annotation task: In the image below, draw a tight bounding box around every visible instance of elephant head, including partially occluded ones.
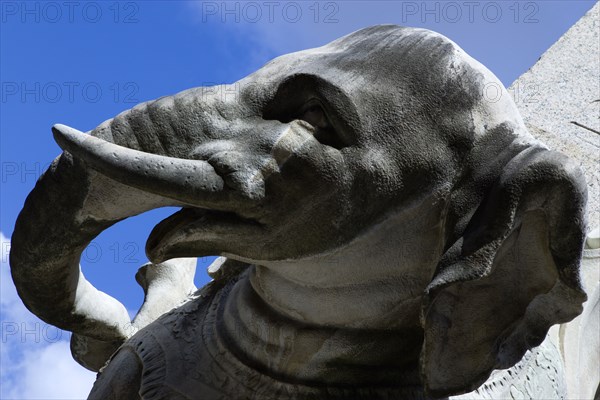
[10,25,588,396]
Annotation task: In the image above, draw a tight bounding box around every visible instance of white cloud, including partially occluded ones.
[1,232,96,400]
[185,1,361,65]
[2,341,97,400]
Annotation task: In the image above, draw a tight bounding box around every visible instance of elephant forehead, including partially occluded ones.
[244,25,474,102]
[235,24,528,160]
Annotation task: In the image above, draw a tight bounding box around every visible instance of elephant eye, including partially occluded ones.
[300,104,331,129]
[297,102,346,149]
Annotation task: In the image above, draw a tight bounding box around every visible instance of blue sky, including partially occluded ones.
[0,1,596,398]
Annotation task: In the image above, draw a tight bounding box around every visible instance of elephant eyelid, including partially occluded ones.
[298,100,348,150]
[298,100,331,129]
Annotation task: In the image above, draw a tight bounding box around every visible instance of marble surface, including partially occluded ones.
[510,3,600,398]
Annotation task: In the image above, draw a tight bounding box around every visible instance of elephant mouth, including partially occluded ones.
[146,207,264,263]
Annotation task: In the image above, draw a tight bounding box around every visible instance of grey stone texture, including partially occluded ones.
[9,20,597,399]
[510,3,600,398]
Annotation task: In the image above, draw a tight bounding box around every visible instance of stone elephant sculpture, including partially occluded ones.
[10,25,589,399]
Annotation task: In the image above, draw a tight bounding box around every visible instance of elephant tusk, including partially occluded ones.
[52,124,226,207]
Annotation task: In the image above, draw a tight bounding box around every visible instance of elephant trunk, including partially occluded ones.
[9,89,232,344]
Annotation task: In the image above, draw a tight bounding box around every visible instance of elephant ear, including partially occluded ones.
[420,146,588,397]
